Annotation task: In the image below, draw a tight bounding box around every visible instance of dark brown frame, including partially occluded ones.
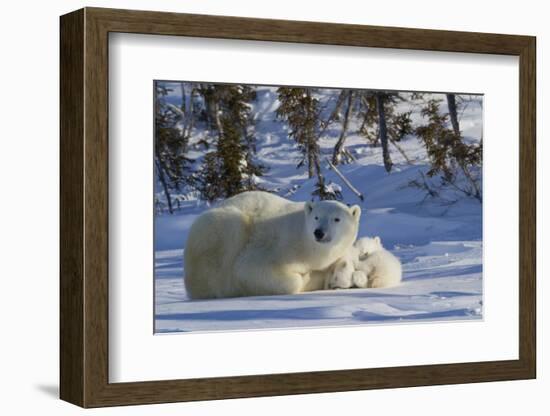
[60,7,536,408]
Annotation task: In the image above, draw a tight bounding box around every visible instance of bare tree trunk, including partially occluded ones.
[314,153,323,186]
[359,106,370,133]
[446,93,460,136]
[325,157,364,201]
[359,93,372,133]
[342,148,356,163]
[332,91,354,165]
[319,90,347,136]
[306,89,316,179]
[213,100,224,142]
[155,157,173,214]
[202,85,224,140]
[180,82,186,112]
[389,137,414,165]
[307,149,315,178]
[183,88,195,140]
[376,93,393,172]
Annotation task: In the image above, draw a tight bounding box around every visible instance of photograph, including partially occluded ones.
[153,80,484,333]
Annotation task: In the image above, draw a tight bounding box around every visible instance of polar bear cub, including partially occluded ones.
[326,236,402,289]
[354,236,402,288]
[323,247,367,289]
[323,256,355,289]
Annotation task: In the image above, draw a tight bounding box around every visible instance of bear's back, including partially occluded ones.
[219,191,302,219]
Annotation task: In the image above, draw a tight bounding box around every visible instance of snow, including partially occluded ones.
[154,85,483,333]
[155,241,482,333]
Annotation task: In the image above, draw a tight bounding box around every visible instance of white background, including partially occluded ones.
[0,0,546,414]
[110,34,518,382]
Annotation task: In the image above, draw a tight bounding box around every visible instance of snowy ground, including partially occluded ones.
[155,241,482,333]
[154,86,483,333]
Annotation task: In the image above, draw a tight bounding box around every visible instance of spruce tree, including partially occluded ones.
[154,83,193,213]
[358,91,414,171]
[446,93,460,136]
[332,90,355,165]
[415,98,482,201]
[195,84,265,201]
[375,92,393,172]
[196,152,222,203]
[276,88,332,199]
[217,118,248,198]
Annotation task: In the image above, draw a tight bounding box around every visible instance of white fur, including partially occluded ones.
[351,270,368,288]
[354,236,402,288]
[184,191,361,298]
[324,236,402,290]
[324,258,355,289]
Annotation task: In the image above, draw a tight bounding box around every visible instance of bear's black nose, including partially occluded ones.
[314,229,325,240]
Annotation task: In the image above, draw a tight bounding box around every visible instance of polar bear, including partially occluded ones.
[354,236,402,288]
[183,191,361,299]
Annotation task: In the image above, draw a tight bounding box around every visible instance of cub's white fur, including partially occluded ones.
[325,236,402,289]
[354,236,402,288]
[323,257,355,289]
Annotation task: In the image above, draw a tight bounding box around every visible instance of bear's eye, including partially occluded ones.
[334,218,340,222]
[314,216,319,221]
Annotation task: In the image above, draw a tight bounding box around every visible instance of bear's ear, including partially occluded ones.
[374,236,381,245]
[305,201,314,214]
[350,205,361,219]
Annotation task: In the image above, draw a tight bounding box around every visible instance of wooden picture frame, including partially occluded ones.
[60,7,536,408]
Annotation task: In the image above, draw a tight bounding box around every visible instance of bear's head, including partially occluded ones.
[354,236,383,259]
[304,200,361,247]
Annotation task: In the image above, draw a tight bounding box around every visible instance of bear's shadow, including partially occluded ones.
[156,306,336,322]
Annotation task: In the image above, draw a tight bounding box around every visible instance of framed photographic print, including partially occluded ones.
[60,7,536,408]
